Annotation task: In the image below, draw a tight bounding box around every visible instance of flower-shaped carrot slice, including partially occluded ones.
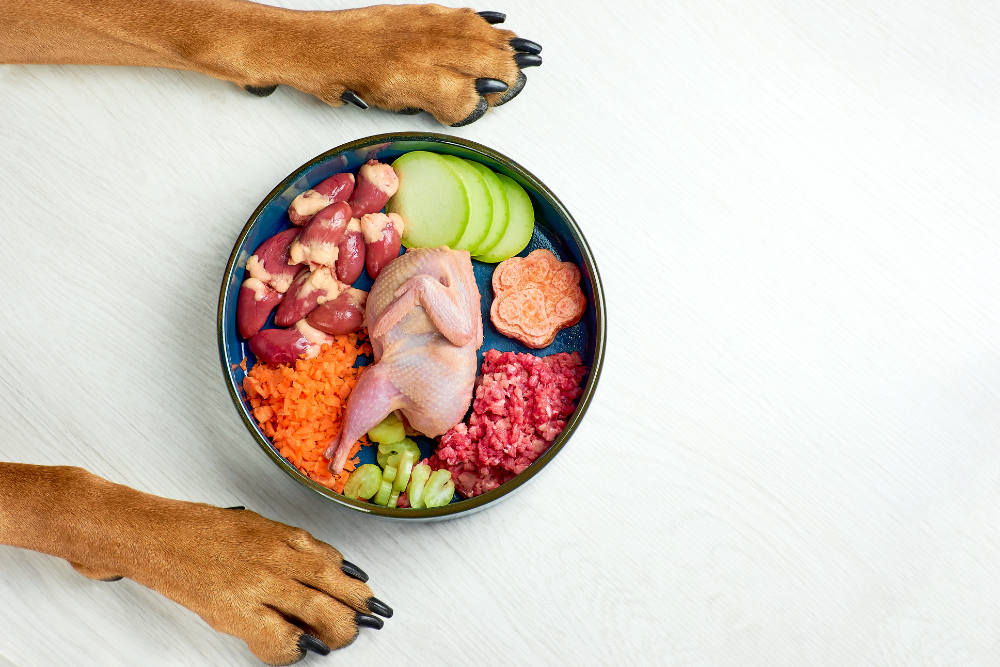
[490,249,586,349]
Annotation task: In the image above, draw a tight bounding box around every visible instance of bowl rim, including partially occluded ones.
[218,131,606,520]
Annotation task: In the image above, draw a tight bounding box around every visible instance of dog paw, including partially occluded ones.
[244,84,278,97]
[70,561,123,582]
[268,5,542,126]
[186,512,392,665]
[73,486,392,665]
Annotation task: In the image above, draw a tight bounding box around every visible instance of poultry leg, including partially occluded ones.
[371,274,477,346]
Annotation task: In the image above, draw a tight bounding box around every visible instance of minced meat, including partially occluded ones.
[431,349,588,497]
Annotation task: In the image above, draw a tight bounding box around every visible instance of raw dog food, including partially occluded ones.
[360,212,404,279]
[238,154,593,506]
[287,173,355,226]
[490,249,587,348]
[433,349,588,497]
[324,247,483,474]
[236,228,304,338]
[244,335,371,492]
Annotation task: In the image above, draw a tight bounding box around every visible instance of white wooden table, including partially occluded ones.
[2,1,999,665]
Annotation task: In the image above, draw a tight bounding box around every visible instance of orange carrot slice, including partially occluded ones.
[246,333,369,486]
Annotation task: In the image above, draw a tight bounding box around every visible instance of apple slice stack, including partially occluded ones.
[386,151,535,263]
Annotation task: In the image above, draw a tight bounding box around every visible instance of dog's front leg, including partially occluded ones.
[0,0,543,126]
[0,463,390,665]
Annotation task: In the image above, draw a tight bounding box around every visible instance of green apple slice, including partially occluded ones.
[440,155,492,252]
[465,160,510,256]
[474,174,534,263]
[387,151,469,249]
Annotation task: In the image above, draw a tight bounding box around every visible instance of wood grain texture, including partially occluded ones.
[1,0,999,665]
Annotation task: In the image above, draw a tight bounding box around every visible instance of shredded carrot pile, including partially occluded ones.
[242,333,372,493]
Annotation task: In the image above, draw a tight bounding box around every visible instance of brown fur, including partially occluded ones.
[0,463,375,664]
[0,0,523,124]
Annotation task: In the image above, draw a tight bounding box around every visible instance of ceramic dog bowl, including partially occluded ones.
[218,132,605,521]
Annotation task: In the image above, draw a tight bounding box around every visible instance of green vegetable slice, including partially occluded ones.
[466,160,510,256]
[388,151,469,249]
[387,491,400,508]
[377,438,421,469]
[407,464,431,509]
[393,451,415,494]
[343,464,382,500]
[422,469,456,508]
[474,173,534,263]
[440,155,492,252]
[367,414,405,445]
[373,480,393,506]
[382,463,397,485]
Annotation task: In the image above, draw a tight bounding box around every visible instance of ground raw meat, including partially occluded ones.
[431,349,588,497]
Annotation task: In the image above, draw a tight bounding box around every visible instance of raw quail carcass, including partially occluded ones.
[324,247,482,473]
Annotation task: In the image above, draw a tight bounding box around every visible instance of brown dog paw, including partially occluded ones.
[490,70,529,107]
[260,5,542,126]
[70,561,123,582]
[244,84,278,97]
[58,472,392,665]
[166,509,391,665]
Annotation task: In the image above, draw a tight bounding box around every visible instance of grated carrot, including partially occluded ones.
[243,333,373,492]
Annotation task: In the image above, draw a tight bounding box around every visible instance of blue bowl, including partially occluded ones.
[218,133,605,520]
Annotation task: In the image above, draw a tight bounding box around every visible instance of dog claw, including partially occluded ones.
[223,506,246,510]
[510,38,542,54]
[341,90,369,109]
[366,597,393,618]
[494,71,527,107]
[355,613,384,630]
[340,560,369,582]
[244,84,278,97]
[476,10,506,24]
[450,97,489,127]
[297,634,331,656]
[396,108,423,115]
[514,53,543,69]
[475,78,509,95]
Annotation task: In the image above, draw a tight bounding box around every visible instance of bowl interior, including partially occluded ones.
[219,133,605,520]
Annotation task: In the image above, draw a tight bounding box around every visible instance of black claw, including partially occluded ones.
[244,84,278,97]
[510,38,542,55]
[223,506,245,510]
[297,634,331,656]
[494,71,527,107]
[101,576,124,582]
[355,613,384,630]
[341,560,369,583]
[477,10,506,24]
[514,53,542,69]
[341,90,369,109]
[475,78,509,95]
[396,107,423,115]
[450,97,489,127]
[366,597,393,618]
